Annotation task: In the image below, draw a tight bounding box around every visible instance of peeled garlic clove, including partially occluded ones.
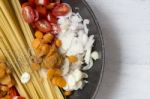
[91,51,99,60]
[21,72,30,84]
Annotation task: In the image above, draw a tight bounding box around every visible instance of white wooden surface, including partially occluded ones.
[85,0,150,99]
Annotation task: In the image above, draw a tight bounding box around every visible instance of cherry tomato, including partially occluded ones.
[11,96,25,99]
[47,12,57,23]
[54,0,61,3]
[22,2,31,8]
[36,5,47,16]
[34,10,39,21]
[35,19,51,32]
[9,87,19,97]
[29,0,35,4]
[35,0,49,5]
[46,3,56,10]
[51,23,60,34]
[9,87,25,99]
[31,23,36,29]
[52,3,70,17]
[22,1,35,8]
[22,6,35,23]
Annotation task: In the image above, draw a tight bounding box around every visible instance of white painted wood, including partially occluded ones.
[85,0,150,99]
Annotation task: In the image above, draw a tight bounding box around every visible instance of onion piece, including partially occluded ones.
[84,47,92,64]
[85,35,95,50]
[61,58,70,76]
[82,58,93,70]
[83,19,90,34]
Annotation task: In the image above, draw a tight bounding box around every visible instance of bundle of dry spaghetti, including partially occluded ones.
[0,0,64,99]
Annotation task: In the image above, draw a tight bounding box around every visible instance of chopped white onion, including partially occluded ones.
[82,58,93,70]
[72,69,83,81]
[70,55,84,70]
[85,35,95,50]
[58,12,98,91]
[83,19,90,34]
[82,73,88,78]
[59,32,75,51]
[74,81,83,90]
[84,48,92,64]
[66,37,84,55]
[61,58,70,76]
[71,14,83,23]
[78,30,88,47]
[63,69,87,91]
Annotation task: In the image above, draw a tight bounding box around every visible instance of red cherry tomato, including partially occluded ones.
[22,1,35,8]
[17,96,25,99]
[34,10,39,21]
[22,2,31,8]
[31,23,36,29]
[51,23,60,34]
[9,87,25,99]
[47,12,57,23]
[22,6,35,23]
[11,96,25,99]
[35,0,49,5]
[52,3,70,17]
[46,3,56,10]
[54,0,61,3]
[29,0,35,3]
[36,5,47,16]
[35,19,51,32]
[9,87,19,97]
